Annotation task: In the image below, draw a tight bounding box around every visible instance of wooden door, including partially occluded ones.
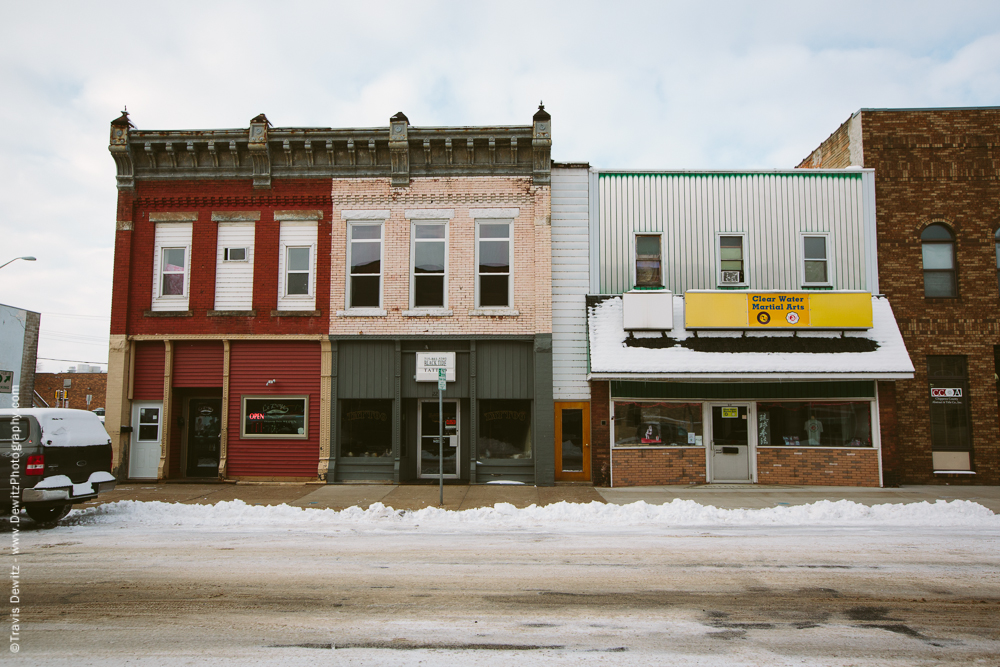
[554,402,590,481]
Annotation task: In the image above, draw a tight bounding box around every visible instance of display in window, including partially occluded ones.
[478,400,531,459]
[756,401,871,447]
[341,400,392,458]
[613,402,702,447]
[242,397,307,438]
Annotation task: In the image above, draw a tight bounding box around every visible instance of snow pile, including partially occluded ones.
[66,498,1000,530]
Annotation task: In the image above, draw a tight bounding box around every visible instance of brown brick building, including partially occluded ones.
[800,107,1000,485]
[33,372,107,411]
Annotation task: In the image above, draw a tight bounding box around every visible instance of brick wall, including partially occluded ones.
[33,373,107,411]
[800,108,1000,484]
[329,177,552,337]
[116,178,333,336]
[612,447,708,486]
[757,448,880,487]
[590,381,611,486]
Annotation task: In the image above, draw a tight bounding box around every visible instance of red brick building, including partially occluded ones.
[801,107,1000,484]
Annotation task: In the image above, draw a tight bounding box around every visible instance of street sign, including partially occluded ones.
[0,370,12,393]
[438,379,447,391]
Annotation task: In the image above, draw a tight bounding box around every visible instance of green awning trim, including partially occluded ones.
[610,380,876,400]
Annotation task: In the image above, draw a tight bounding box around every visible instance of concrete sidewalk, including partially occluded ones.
[89,482,1000,513]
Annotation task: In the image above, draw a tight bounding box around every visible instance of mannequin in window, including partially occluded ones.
[804,415,823,446]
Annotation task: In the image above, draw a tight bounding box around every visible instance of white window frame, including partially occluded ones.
[346,221,385,311]
[632,232,664,289]
[151,221,193,312]
[276,221,317,311]
[715,232,748,288]
[475,219,514,309]
[223,247,249,262]
[800,232,833,287]
[283,245,313,297]
[409,220,449,311]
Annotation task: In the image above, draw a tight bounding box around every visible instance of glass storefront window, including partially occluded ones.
[756,401,871,447]
[341,399,393,458]
[478,400,532,459]
[241,396,308,439]
[613,402,702,447]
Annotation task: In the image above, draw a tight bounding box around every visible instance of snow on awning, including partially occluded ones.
[587,295,914,380]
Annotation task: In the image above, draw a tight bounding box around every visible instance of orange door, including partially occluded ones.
[554,402,590,481]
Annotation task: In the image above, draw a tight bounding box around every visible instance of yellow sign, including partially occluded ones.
[684,291,872,330]
[721,407,738,418]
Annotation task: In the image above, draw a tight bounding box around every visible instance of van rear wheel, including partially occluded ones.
[26,504,72,525]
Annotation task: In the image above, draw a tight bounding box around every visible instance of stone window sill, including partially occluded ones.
[402,309,454,317]
[469,308,520,317]
[270,310,321,317]
[336,309,388,317]
[207,310,257,317]
[144,310,193,317]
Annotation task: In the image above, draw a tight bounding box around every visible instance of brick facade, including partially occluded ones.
[590,381,611,486]
[612,448,708,486]
[756,448,880,487]
[33,373,106,411]
[801,108,1000,484]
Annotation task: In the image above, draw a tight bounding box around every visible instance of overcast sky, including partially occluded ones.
[1,1,998,373]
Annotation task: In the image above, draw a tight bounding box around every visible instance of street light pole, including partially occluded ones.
[0,256,36,271]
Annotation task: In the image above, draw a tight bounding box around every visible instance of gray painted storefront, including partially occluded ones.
[328,335,554,485]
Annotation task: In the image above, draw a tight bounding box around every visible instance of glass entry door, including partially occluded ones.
[418,400,459,478]
[555,402,590,481]
[186,398,222,478]
[710,404,752,482]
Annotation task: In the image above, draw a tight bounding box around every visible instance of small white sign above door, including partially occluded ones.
[415,352,456,382]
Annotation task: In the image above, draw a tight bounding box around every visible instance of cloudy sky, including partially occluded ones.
[1,1,998,373]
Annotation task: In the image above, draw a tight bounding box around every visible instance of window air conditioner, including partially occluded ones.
[721,271,742,284]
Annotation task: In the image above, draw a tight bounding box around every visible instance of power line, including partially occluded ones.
[37,357,106,365]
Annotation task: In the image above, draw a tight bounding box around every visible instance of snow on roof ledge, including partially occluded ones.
[587,295,914,380]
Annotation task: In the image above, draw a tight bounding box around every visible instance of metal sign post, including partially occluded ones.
[437,368,446,506]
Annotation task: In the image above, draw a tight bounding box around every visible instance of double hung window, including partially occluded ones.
[161,248,186,296]
[801,234,830,286]
[634,234,662,288]
[151,221,193,311]
[477,222,512,307]
[348,223,383,309]
[921,224,957,298]
[411,222,447,308]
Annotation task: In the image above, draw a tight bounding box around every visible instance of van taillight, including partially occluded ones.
[26,455,44,475]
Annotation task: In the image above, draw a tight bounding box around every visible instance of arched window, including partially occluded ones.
[921,224,957,298]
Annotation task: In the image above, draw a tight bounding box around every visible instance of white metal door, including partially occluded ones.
[709,403,753,483]
[129,402,162,479]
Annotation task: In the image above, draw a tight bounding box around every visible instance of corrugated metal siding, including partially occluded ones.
[338,341,395,398]
[172,341,224,387]
[214,223,255,310]
[227,341,321,477]
[598,172,870,295]
[150,223,193,311]
[476,342,533,398]
[132,341,165,400]
[551,167,591,401]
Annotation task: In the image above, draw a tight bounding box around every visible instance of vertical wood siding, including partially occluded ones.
[227,340,321,477]
[476,342,533,398]
[551,167,591,401]
[214,223,255,310]
[598,172,871,295]
[172,341,224,387]
[132,341,165,400]
[338,341,396,398]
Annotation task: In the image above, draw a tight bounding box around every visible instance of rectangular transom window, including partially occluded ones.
[477,221,511,307]
[634,234,662,288]
[718,234,745,285]
[349,223,382,308]
[802,234,830,285]
[412,222,447,308]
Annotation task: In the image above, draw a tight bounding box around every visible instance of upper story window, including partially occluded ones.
[477,221,512,307]
[348,223,383,309]
[921,223,957,298]
[718,234,746,286]
[411,222,447,308]
[801,234,831,287]
[150,221,193,312]
[634,234,662,288]
[215,221,255,311]
[276,221,317,311]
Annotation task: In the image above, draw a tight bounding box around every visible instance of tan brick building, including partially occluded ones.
[801,107,1000,484]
